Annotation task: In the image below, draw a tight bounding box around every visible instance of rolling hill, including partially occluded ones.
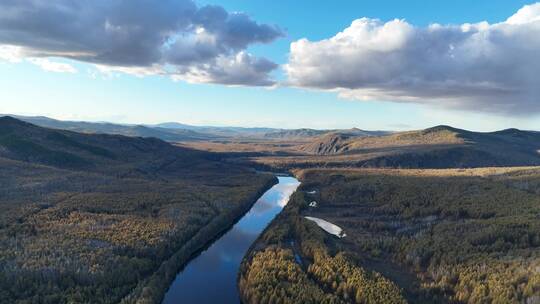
[8,115,391,143]
[7,115,218,142]
[0,116,218,174]
[325,125,540,167]
[9,115,278,139]
[152,122,278,137]
[264,128,389,141]
[0,116,276,304]
[252,125,540,170]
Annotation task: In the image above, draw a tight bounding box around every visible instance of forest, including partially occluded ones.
[3,117,540,303]
[239,181,406,304]
[240,167,540,304]
[0,117,276,304]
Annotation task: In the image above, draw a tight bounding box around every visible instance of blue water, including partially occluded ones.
[162,176,300,304]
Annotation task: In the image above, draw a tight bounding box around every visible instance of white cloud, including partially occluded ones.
[0,45,24,63]
[285,3,540,115]
[0,0,283,86]
[94,64,164,78]
[27,58,77,73]
[172,52,277,86]
[507,3,540,24]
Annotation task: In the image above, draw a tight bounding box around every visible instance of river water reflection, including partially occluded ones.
[162,176,300,304]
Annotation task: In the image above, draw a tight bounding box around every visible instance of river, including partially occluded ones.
[161,176,300,304]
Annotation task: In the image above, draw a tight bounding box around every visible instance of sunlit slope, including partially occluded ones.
[254,126,540,169]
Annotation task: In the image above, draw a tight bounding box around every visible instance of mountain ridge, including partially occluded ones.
[5,114,393,141]
[0,116,217,175]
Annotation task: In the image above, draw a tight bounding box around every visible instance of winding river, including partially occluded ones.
[162,176,300,304]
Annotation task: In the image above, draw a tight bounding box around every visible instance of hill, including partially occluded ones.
[0,116,275,304]
[263,128,328,140]
[10,115,392,143]
[298,131,362,154]
[8,115,217,142]
[0,116,216,173]
[264,128,389,141]
[251,125,540,170]
[152,122,277,137]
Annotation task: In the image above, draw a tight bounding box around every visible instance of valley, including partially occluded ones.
[1,115,540,304]
[4,2,540,303]
[0,117,276,304]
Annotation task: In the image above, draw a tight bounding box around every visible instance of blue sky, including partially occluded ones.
[0,0,538,131]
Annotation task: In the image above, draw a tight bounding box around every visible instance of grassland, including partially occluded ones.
[239,167,540,304]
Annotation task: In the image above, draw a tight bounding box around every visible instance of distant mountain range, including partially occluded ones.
[152,121,277,137]
[4,115,540,170]
[3,115,219,142]
[3,115,388,142]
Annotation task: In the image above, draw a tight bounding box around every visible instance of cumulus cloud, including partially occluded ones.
[0,0,283,86]
[285,3,540,115]
[173,52,278,86]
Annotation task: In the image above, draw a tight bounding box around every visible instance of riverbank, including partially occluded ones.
[159,176,300,303]
[238,167,540,304]
[121,174,278,304]
[237,169,410,303]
